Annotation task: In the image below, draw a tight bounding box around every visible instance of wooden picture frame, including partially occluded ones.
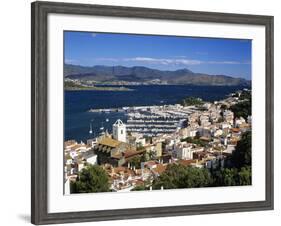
[31,1,274,224]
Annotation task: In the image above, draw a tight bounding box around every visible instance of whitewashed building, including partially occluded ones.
[83,151,97,165]
[247,115,252,125]
[213,129,223,137]
[225,144,236,154]
[235,117,246,127]
[175,143,193,159]
[223,110,234,125]
[112,119,127,142]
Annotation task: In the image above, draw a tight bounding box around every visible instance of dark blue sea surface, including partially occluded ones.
[64,85,245,142]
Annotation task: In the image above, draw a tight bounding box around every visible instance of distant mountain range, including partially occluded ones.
[64,64,251,86]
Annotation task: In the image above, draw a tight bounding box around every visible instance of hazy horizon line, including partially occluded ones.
[64,63,251,81]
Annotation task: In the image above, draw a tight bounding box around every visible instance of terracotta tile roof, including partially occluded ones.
[200,136,211,141]
[98,137,121,148]
[229,140,238,145]
[153,164,167,174]
[111,153,122,159]
[178,159,197,166]
[64,140,77,147]
[113,166,126,174]
[71,144,86,150]
[113,166,134,175]
[231,128,240,133]
[239,123,250,128]
[124,149,145,158]
[145,161,157,167]
[134,179,145,186]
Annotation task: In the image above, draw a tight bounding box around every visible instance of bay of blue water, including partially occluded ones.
[64,85,245,142]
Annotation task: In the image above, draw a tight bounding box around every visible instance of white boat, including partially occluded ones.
[89,123,93,134]
[100,121,105,131]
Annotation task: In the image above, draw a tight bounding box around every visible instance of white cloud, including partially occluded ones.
[207,61,250,65]
[94,57,250,66]
[126,57,202,65]
[65,59,78,64]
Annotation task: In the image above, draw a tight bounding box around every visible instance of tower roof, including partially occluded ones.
[98,137,121,148]
[113,119,124,126]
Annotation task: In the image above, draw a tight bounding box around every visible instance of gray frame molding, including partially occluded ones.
[31,1,274,225]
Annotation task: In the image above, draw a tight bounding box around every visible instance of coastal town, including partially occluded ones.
[64,89,252,194]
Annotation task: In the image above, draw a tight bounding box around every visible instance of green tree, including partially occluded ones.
[140,152,150,162]
[230,90,251,119]
[71,165,110,193]
[152,164,212,190]
[210,131,252,187]
[239,90,251,100]
[131,184,148,191]
[230,100,251,119]
[181,136,208,147]
[220,104,228,117]
[221,168,238,186]
[231,131,252,168]
[220,104,228,111]
[211,166,251,187]
[237,166,252,185]
[217,117,224,123]
[128,156,142,169]
[181,97,204,106]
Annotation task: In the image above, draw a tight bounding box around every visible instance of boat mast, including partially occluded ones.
[89,121,93,134]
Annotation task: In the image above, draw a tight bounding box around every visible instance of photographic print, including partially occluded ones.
[31,2,273,224]
[64,31,252,194]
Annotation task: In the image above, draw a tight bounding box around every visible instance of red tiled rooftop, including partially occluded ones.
[178,159,197,166]
[231,128,240,133]
[153,164,167,174]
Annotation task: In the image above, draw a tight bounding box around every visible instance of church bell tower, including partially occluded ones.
[112,119,126,142]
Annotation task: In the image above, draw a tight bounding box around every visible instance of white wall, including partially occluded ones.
[0,0,280,225]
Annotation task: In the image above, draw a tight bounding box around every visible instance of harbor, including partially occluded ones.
[65,89,252,193]
[64,85,246,142]
[88,104,200,137]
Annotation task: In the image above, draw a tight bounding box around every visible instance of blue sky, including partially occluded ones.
[64,31,252,80]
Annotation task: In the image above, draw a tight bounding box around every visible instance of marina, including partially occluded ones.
[64,89,252,194]
[62,30,253,195]
[64,85,246,142]
[88,104,200,136]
